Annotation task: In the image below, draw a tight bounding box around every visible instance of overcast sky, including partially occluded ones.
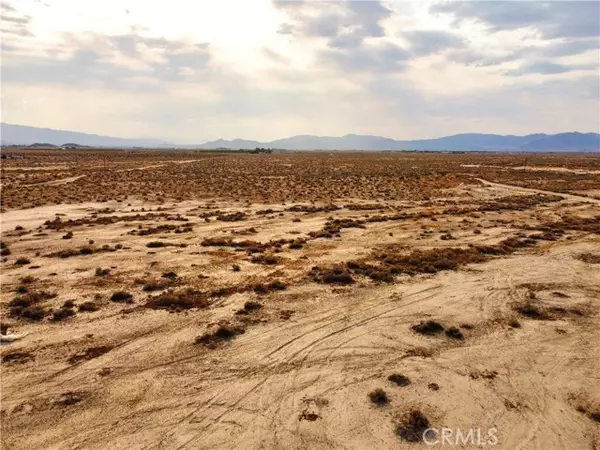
[1,0,599,143]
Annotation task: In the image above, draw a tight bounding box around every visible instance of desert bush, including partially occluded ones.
[110,291,133,303]
[388,374,411,386]
[577,253,600,264]
[237,301,262,315]
[251,254,280,265]
[11,305,48,321]
[268,280,287,291]
[79,301,100,312]
[309,266,355,285]
[396,410,431,442]
[20,275,36,284]
[368,388,389,406]
[52,307,75,322]
[142,280,173,292]
[145,288,209,310]
[95,267,110,276]
[68,345,114,364]
[412,320,444,335]
[445,326,464,339]
[195,321,246,348]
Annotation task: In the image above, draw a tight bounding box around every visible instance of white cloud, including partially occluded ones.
[1,0,598,141]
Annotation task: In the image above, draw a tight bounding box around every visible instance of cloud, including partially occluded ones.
[445,36,599,75]
[0,1,33,37]
[320,41,411,73]
[0,1,15,12]
[431,1,600,39]
[406,29,467,56]
[505,59,598,76]
[276,0,393,48]
[0,0,598,141]
[1,31,213,90]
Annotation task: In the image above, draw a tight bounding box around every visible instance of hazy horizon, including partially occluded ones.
[4,121,600,147]
[2,1,599,143]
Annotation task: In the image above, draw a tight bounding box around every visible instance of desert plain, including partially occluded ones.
[1,149,599,450]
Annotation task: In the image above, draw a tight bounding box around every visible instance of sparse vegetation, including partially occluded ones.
[195,321,246,348]
[577,252,600,264]
[412,320,444,336]
[388,374,411,386]
[145,288,209,310]
[368,388,389,406]
[396,410,431,442]
[2,149,598,449]
[110,291,133,303]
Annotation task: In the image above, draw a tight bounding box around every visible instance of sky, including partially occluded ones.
[1,0,599,143]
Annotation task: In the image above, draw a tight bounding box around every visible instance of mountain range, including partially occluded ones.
[1,123,598,152]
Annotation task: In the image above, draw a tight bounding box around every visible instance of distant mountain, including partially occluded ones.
[193,132,599,152]
[28,142,58,148]
[194,138,262,150]
[520,132,600,152]
[0,123,170,148]
[1,123,598,152]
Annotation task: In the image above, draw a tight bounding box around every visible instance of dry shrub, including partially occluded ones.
[9,290,57,321]
[12,305,47,321]
[195,321,246,348]
[379,247,488,275]
[412,320,444,336]
[309,218,365,239]
[0,241,10,256]
[110,291,133,303]
[333,237,539,283]
[535,215,600,235]
[285,204,340,213]
[388,374,411,386]
[445,326,464,339]
[346,261,394,282]
[55,392,83,407]
[51,307,75,322]
[20,275,36,284]
[216,211,247,222]
[577,253,600,264]
[268,280,287,291]
[79,301,100,312]
[47,245,120,258]
[145,288,209,310]
[2,351,34,364]
[396,410,431,442]
[236,301,262,315]
[250,254,280,265]
[142,279,174,292]
[368,388,389,406]
[309,266,355,285]
[68,345,114,364]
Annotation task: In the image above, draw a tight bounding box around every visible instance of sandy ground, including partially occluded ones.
[1,178,599,449]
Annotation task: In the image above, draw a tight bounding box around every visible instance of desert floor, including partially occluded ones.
[1,150,599,449]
